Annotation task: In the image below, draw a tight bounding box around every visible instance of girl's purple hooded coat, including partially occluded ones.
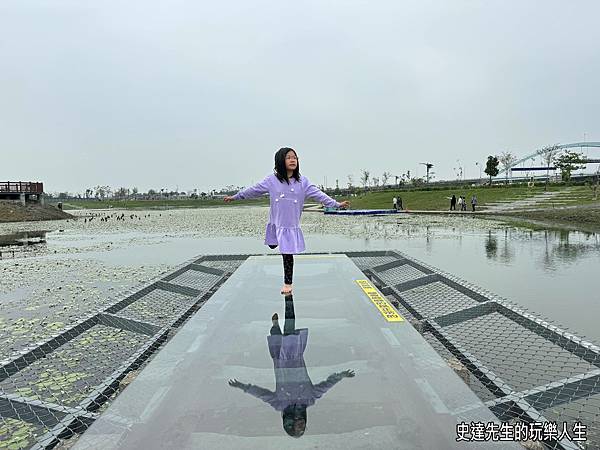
[232,174,340,254]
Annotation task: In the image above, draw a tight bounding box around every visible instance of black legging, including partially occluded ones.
[268,245,294,284]
[270,294,296,336]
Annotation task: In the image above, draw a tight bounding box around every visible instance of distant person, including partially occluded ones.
[471,195,478,212]
[229,294,354,438]
[457,196,463,211]
[450,194,456,211]
[461,196,467,211]
[224,147,350,295]
[398,196,403,210]
[392,196,397,210]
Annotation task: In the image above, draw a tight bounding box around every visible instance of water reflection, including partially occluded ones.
[539,229,600,271]
[483,228,600,268]
[228,294,355,437]
[485,231,498,259]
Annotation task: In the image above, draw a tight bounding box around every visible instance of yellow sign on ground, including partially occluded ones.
[355,279,404,322]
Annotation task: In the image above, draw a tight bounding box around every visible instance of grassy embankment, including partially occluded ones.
[347,184,600,229]
[342,185,564,210]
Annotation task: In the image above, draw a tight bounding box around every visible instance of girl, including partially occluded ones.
[224,147,350,295]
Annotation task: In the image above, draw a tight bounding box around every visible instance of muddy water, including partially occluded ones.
[0,208,598,358]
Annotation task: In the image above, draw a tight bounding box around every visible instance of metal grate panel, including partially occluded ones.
[115,290,196,328]
[376,263,428,285]
[401,281,481,318]
[168,270,221,291]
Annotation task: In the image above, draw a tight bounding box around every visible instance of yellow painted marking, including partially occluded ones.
[356,279,404,322]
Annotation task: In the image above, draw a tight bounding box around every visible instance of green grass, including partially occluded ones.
[341,185,567,210]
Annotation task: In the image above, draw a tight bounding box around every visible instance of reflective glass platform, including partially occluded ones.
[73,254,518,449]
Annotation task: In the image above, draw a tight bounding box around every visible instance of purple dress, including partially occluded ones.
[243,329,343,412]
[232,174,341,254]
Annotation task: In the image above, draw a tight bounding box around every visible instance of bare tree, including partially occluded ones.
[536,144,560,191]
[360,169,370,190]
[115,187,129,199]
[499,151,517,183]
[347,174,354,189]
[381,171,391,187]
[94,185,111,200]
[372,177,379,188]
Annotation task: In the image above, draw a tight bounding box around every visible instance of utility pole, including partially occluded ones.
[420,163,434,183]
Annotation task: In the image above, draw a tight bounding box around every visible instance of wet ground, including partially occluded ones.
[0,206,599,361]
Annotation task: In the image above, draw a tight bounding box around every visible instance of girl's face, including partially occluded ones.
[285,151,298,172]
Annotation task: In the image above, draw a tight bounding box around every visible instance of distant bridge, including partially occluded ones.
[498,142,600,176]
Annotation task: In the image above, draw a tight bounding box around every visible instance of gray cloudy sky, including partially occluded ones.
[1,0,599,194]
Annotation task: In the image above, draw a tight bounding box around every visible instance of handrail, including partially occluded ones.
[0,181,44,194]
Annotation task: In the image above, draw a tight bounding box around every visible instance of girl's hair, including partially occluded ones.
[274,147,301,184]
[282,404,307,438]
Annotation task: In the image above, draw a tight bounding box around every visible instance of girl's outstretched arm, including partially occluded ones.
[313,369,355,398]
[229,379,277,406]
[303,177,341,208]
[226,175,271,202]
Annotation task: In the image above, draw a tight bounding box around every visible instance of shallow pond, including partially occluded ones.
[1,207,599,353]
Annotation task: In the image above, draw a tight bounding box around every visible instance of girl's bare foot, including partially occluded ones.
[280,284,293,295]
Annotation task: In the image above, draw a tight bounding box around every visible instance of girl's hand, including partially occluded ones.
[339,200,350,209]
[224,196,235,203]
[228,379,246,389]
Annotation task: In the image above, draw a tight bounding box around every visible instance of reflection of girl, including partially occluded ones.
[224,148,350,295]
[229,295,354,437]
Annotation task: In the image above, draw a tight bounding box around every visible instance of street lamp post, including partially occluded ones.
[475,162,481,184]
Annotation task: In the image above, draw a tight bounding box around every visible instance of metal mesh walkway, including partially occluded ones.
[358,250,598,449]
[71,254,515,449]
[0,250,597,449]
[0,254,245,449]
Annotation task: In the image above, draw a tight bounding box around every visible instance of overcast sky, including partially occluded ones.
[1,0,599,194]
